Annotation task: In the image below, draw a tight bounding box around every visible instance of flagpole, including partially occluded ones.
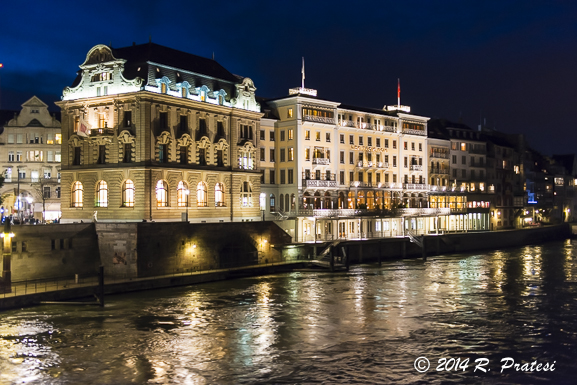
[301,57,305,90]
[397,78,400,108]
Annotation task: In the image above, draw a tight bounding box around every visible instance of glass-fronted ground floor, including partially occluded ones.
[279,211,490,243]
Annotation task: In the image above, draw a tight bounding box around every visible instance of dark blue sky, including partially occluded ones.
[2,0,576,155]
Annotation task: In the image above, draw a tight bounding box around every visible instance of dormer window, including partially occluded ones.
[200,90,206,102]
[91,72,112,82]
[182,87,188,98]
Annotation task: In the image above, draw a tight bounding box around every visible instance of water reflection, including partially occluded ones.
[0,240,576,383]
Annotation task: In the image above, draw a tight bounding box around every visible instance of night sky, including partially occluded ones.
[2,0,576,155]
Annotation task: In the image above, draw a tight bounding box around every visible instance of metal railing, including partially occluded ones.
[303,115,335,124]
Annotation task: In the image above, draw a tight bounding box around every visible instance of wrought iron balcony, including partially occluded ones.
[393,207,451,217]
[303,115,335,124]
[403,183,429,190]
[402,128,427,136]
[430,152,449,159]
[302,179,338,188]
[312,158,330,165]
[410,165,423,171]
[89,128,115,136]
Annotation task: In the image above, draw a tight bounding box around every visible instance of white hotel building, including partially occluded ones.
[259,86,457,242]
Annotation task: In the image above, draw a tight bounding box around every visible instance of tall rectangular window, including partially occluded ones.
[270,149,275,162]
[288,147,294,161]
[280,130,286,141]
[159,112,167,130]
[288,169,294,184]
[280,170,286,184]
[260,148,265,161]
[270,170,275,184]
[73,147,81,165]
[123,143,132,163]
[124,111,132,127]
[280,148,285,162]
[159,144,167,163]
[98,145,106,164]
[180,146,188,165]
[179,115,188,132]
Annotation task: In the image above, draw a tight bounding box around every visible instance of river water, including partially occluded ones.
[1,240,577,384]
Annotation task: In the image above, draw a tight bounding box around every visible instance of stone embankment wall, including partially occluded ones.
[95,221,291,278]
[10,223,100,281]
[282,224,573,263]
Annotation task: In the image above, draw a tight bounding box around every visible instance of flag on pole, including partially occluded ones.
[78,116,90,137]
[301,57,305,89]
[397,78,401,106]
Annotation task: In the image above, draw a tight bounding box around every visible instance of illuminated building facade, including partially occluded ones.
[259,88,448,242]
[57,43,263,222]
[0,96,62,222]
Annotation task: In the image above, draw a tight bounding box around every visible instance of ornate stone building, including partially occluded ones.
[0,96,62,222]
[56,43,263,223]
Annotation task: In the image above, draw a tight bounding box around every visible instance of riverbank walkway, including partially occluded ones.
[0,260,313,310]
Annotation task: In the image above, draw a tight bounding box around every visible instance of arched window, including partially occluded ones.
[197,182,207,207]
[122,180,135,207]
[156,180,168,207]
[241,182,252,207]
[71,181,83,208]
[269,193,275,212]
[95,180,108,207]
[215,183,225,207]
[177,181,188,207]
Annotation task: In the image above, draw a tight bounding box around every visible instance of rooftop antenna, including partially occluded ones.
[301,57,305,90]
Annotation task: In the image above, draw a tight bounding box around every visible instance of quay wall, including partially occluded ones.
[8,223,100,281]
[281,224,573,263]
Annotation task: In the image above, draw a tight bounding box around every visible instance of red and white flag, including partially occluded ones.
[78,117,90,137]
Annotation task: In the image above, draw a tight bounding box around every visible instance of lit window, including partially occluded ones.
[55,134,62,145]
[215,183,225,207]
[174,181,187,208]
[156,180,168,207]
[197,182,207,207]
[71,181,83,208]
[288,129,294,140]
[96,180,108,207]
[123,180,135,207]
[287,108,293,118]
[241,181,252,207]
[161,83,167,94]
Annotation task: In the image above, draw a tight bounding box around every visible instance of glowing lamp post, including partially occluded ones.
[0,220,15,293]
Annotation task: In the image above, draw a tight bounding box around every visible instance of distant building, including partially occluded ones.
[0,96,62,222]
[56,43,263,223]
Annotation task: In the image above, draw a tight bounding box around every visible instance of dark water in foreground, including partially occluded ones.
[1,240,577,384]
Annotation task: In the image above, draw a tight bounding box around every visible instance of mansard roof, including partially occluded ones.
[70,42,240,100]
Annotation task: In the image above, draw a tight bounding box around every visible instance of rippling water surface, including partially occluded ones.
[2,240,577,384]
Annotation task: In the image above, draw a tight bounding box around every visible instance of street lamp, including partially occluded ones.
[25,196,33,223]
[184,189,190,222]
